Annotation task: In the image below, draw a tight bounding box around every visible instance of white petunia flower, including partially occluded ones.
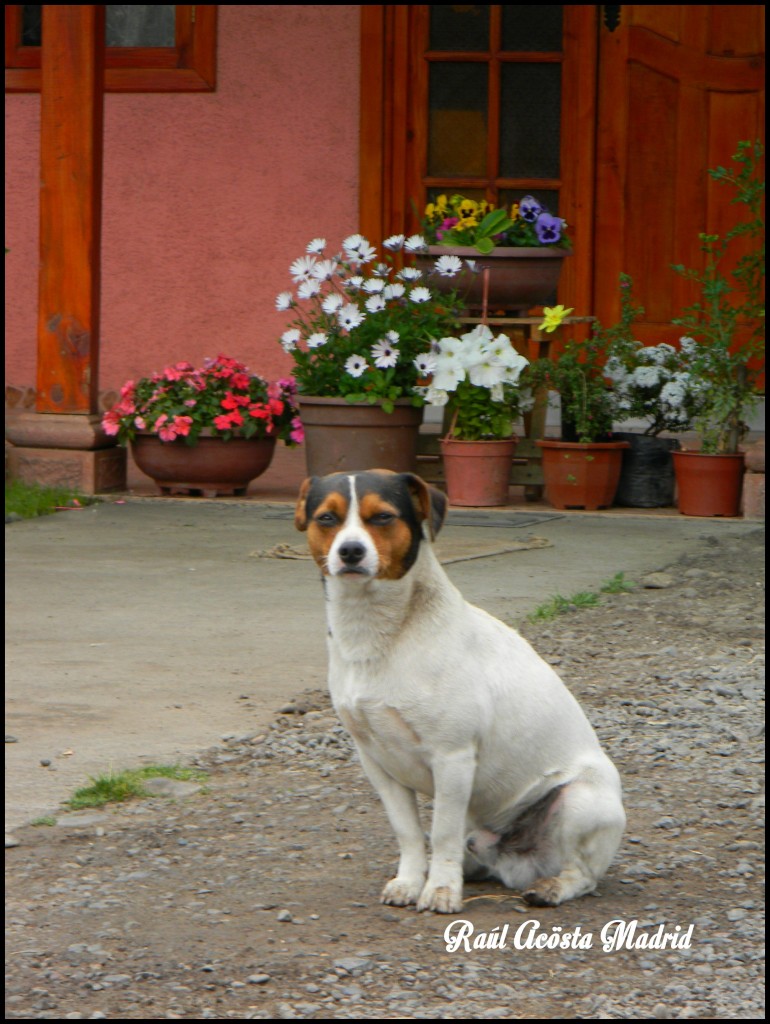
[371,339,399,368]
[306,238,326,254]
[469,358,507,389]
[434,254,463,277]
[345,354,369,378]
[290,255,317,283]
[365,295,386,313]
[275,291,294,311]
[337,304,366,331]
[409,286,432,303]
[307,332,328,349]
[404,234,428,252]
[383,234,405,251]
[425,386,450,406]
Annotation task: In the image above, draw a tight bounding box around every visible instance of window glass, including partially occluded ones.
[21,5,176,48]
[501,5,563,52]
[429,5,490,52]
[499,63,561,179]
[428,62,488,177]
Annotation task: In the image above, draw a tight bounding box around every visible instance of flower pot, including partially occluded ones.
[672,450,745,517]
[297,396,423,477]
[414,246,569,313]
[131,433,276,497]
[440,437,517,507]
[536,439,630,510]
[613,433,680,508]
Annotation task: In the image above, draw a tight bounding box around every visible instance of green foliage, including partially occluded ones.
[600,572,636,594]
[527,590,601,623]
[5,480,97,520]
[671,140,765,453]
[446,378,516,440]
[66,765,207,810]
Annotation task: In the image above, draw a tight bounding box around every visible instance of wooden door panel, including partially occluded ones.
[594,5,765,344]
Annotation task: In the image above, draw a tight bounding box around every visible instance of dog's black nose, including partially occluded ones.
[338,540,367,566]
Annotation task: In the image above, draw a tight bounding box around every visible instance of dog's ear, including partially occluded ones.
[403,473,448,539]
[295,477,315,532]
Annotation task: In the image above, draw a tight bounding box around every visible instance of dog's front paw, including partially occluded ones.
[381,876,423,908]
[522,878,562,907]
[416,881,464,914]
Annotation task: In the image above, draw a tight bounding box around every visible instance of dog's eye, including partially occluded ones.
[315,511,338,527]
[369,511,396,526]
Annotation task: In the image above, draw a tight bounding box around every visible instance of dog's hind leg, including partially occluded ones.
[356,748,428,907]
[521,772,625,907]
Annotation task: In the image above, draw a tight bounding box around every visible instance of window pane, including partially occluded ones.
[429,5,490,52]
[20,5,176,48]
[501,6,563,52]
[428,62,488,177]
[499,64,561,179]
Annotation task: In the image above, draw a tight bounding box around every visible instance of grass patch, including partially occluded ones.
[600,572,636,594]
[5,480,99,520]
[528,590,601,623]
[65,764,208,810]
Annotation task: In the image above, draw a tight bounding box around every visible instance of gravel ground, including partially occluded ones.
[5,527,765,1019]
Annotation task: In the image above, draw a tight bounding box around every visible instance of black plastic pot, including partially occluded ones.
[613,432,680,508]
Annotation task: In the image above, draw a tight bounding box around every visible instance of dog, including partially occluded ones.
[295,470,626,913]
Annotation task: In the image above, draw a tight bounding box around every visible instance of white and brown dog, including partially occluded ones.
[295,470,626,914]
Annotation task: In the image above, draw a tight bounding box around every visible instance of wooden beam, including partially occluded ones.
[36,5,105,413]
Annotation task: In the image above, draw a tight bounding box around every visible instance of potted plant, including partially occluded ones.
[603,276,707,507]
[415,192,572,312]
[421,323,529,506]
[669,140,765,517]
[276,233,464,476]
[102,355,302,496]
[529,306,630,510]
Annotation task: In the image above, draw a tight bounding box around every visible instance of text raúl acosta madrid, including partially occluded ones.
[444,918,695,953]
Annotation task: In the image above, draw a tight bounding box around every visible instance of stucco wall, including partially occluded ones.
[4,5,361,392]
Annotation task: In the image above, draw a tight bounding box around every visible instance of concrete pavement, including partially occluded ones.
[5,495,755,832]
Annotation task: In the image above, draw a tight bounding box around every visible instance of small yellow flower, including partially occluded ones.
[540,305,575,333]
[510,203,520,221]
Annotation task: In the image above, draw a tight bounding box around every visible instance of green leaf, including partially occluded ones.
[474,236,495,255]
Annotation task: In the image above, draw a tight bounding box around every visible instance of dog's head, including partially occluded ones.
[295,470,447,580]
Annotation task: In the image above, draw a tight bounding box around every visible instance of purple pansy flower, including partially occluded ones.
[535,213,563,245]
[518,195,542,222]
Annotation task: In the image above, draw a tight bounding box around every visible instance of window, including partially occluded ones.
[5,4,216,92]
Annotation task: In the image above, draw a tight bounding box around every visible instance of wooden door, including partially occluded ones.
[360,5,599,319]
[593,5,765,343]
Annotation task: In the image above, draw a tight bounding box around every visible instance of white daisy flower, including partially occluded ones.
[343,234,377,265]
[307,332,328,349]
[311,259,339,281]
[434,254,463,277]
[345,354,369,378]
[280,329,300,353]
[306,238,326,254]
[383,234,405,251]
[344,276,364,292]
[398,267,422,281]
[409,286,432,304]
[385,330,400,344]
[290,255,317,283]
[413,352,438,375]
[365,295,386,313]
[297,278,322,299]
[338,304,366,331]
[404,234,428,252]
[362,278,385,293]
[383,283,406,300]
[275,291,294,311]
[371,339,399,369]
[321,293,344,314]
[372,262,390,277]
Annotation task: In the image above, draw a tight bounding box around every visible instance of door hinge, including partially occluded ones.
[603,6,621,32]
[191,6,196,24]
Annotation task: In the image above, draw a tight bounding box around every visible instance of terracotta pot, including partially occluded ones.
[414,245,569,313]
[672,450,745,517]
[613,433,680,508]
[298,396,423,476]
[536,439,630,510]
[131,433,276,497]
[440,437,517,507]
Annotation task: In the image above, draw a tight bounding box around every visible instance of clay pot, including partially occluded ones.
[536,439,630,510]
[297,396,422,476]
[414,246,569,313]
[672,450,745,517]
[440,437,517,507]
[131,433,276,497]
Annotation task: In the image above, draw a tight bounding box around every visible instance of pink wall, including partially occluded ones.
[4,5,361,393]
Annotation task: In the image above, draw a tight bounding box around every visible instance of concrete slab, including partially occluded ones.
[5,497,754,831]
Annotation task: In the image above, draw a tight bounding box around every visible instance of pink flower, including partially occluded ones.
[268,398,285,416]
[158,423,178,441]
[213,413,233,431]
[134,416,147,430]
[249,403,270,420]
[154,413,168,428]
[290,417,305,444]
[101,409,121,435]
[230,372,251,390]
[173,415,193,436]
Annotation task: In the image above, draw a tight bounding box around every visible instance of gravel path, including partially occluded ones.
[5,528,764,1019]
